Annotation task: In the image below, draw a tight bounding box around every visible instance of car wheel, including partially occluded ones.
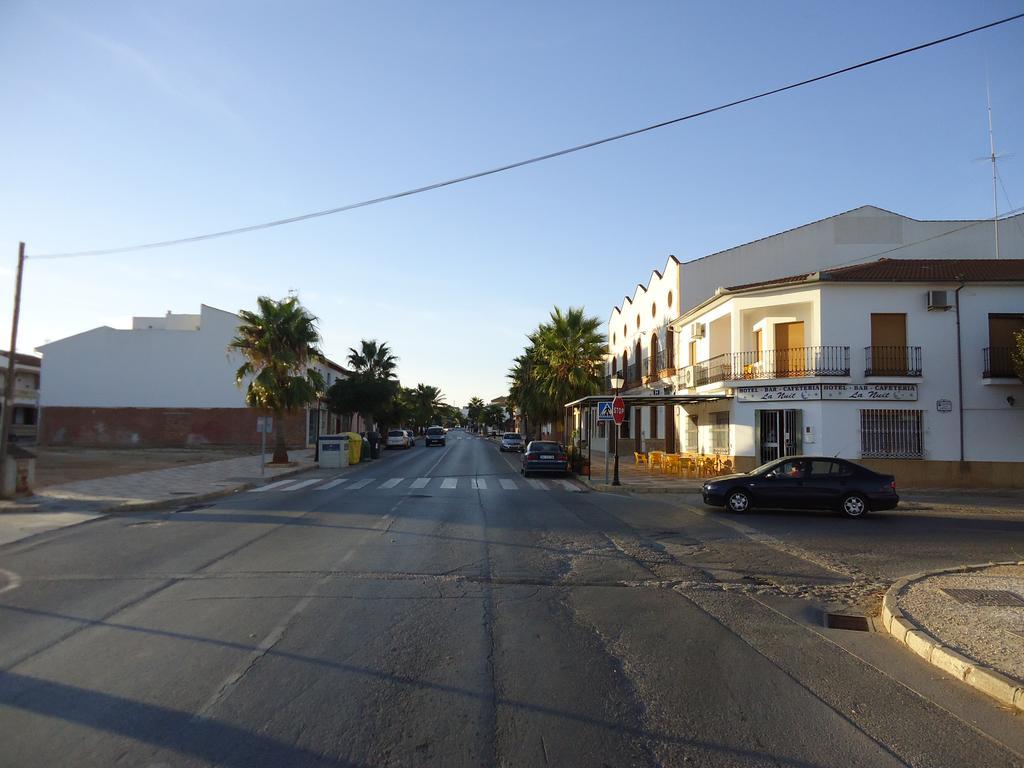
[841,493,869,519]
[726,489,751,513]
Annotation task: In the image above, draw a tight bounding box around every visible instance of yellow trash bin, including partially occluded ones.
[345,432,362,464]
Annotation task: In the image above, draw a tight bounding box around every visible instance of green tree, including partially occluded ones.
[466,397,485,431]
[1012,329,1024,383]
[326,375,398,433]
[508,307,605,441]
[229,296,325,464]
[347,340,398,380]
[411,383,446,428]
[483,403,507,432]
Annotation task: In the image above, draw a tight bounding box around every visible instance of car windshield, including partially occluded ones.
[426,427,444,435]
[503,434,521,440]
[388,430,404,437]
[750,459,782,475]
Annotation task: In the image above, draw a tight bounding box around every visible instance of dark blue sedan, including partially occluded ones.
[702,456,898,519]
[521,441,569,477]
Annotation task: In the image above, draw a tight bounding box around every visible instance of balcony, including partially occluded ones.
[864,346,922,377]
[984,347,1017,379]
[685,346,850,387]
[642,351,677,384]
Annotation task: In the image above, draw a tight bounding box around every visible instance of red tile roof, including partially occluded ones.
[727,259,1024,291]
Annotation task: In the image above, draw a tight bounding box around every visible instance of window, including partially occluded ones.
[667,291,673,307]
[711,412,729,453]
[688,340,698,365]
[651,303,657,317]
[754,329,762,362]
[648,406,658,439]
[685,414,698,451]
[860,409,923,459]
[808,459,834,477]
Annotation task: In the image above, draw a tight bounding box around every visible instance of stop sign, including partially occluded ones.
[612,396,625,425]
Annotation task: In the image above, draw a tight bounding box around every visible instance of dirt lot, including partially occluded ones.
[30,447,257,488]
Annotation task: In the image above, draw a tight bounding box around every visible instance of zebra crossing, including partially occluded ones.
[248,475,584,494]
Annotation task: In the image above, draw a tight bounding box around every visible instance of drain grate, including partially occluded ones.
[409,494,432,498]
[825,613,870,631]
[942,588,1024,607]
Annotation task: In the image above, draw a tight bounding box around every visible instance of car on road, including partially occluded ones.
[499,432,524,452]
[386,429,410,450]
[521,440,568,477]
[425,425,446,447]
[701,455,898,519]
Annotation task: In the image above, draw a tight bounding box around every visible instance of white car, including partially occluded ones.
[386,429,410,449]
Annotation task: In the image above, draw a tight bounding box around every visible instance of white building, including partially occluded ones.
[36,305,359,447]
[581,206,1024,487]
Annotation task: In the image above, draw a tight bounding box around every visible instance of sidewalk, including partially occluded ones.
[882,562,1024,712]
[0,449,319,547]
[580,450,706,492]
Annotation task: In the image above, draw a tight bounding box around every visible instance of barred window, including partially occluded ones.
[712,412,730,453]
[859,409,923,459]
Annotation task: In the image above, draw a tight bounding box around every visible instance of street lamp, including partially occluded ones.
[609,373,624,486]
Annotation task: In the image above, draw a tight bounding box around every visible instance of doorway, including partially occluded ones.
[774,321,805,376]
[755,409,803,464]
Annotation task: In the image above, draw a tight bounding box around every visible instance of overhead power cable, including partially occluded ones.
[29,11,1024,260]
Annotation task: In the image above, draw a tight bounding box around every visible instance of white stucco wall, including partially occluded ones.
[37,305,251,408]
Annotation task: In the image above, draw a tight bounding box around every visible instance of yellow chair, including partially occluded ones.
[648,451,665,472]
[664,454,682,475]
[634,451,648,468]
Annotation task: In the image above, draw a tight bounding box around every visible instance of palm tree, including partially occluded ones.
[347,340,398,380]
[466,397,485,431]
[411,383,446,428]
[230,296,325,464]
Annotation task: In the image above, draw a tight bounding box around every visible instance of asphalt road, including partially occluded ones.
[1,431,1021,767]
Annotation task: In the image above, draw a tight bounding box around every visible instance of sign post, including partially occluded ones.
[612,396,625,486]
[256,416,273,476]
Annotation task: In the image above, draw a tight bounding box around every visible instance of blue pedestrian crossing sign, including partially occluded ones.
[596,400,614,421]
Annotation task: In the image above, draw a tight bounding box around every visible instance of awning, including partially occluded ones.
[564,392,731,408]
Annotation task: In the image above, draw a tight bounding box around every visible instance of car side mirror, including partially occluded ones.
[764,472,776,480]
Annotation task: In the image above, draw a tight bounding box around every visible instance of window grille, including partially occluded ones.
[859,409,923,459]
[711,412,730,453]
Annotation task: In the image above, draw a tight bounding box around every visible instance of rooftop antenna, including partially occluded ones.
[986,77,1000,259]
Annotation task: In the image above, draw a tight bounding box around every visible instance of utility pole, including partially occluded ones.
[986,81,1000,259]
[0,242,26,498]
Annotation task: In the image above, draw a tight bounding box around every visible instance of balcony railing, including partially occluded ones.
[687,346,850,386]
[865,346,922,377]
[984,347,1017,378]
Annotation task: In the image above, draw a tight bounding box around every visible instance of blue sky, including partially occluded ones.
[1,1,1022,406]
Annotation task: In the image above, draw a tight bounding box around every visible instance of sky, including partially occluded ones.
[1,1,1022,407]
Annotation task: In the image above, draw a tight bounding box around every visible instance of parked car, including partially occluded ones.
[425,425,446,447]
[499,433,524,452]
[385,429,410,450]
[521,441,568,477]
[404,429,415,447]
[701,456,898,519]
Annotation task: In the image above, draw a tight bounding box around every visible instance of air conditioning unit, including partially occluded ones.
[690,322,706,338]
[683,366,695,388]
[927,290,951,311]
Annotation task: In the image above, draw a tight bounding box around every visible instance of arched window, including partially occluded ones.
[622,350,629,382]
[650,332,660,377]
[666,327,675,368]
[634,340,642,382]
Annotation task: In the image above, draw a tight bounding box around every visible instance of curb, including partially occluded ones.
[881,560,1024,712]
[575,476,701,494]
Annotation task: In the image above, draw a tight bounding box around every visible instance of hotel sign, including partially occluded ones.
[737,384,917,402]
[821,384,917,401]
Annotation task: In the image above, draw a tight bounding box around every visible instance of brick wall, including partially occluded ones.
[39,407,308,448]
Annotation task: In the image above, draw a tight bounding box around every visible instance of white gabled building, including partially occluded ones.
[583,206,1024,487]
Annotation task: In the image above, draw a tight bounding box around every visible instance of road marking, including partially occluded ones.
[0,569,21,595]
[347,478,375,490]
[499,479,518,490]
[554,479,581,492]
[410,477,430,489]
[248,478,302,493]
[527,478,549,491]
[471,478,487,490]
[441,478,458,489]
[380,478,404,489]
[282,479,320,492]
[315,479,349,491]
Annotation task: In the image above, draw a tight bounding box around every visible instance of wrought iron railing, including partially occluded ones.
[984,347,1016,378]
[865,346,922,377]
[688,346,850,385]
